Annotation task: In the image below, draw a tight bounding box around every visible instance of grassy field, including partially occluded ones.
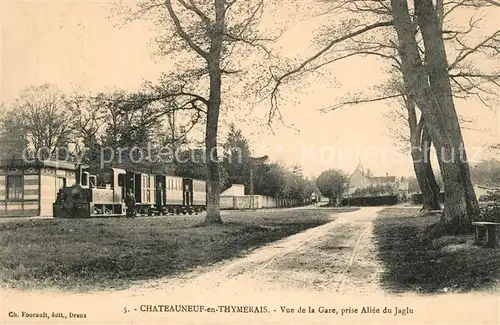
[373,208,500,294]
[0,208,356,292]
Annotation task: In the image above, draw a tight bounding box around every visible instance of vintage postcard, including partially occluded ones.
[0,0,499,324]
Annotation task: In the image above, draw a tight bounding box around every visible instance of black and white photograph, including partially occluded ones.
[0,0,499,324]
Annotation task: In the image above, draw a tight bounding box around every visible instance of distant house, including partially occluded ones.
[220,184,245,196]
[348,166,372,194]
[346,163,404,195]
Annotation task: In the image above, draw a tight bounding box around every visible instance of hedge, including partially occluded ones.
[411,192,445,204]
[340,195,399,207]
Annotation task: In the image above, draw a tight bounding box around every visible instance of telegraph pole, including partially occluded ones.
[171,109,177,166]
[496,106,500,155]
[347,183,350,207]
[248,156,266,210]
[171,110,176,147]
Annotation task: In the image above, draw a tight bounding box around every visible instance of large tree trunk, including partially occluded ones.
[205,68,223,224]
[414,0,479,230]
[419,125,441,210]
[205,77,222,223]
[390,0,478,235]
[204,0,225,224]
[406,95,441,211]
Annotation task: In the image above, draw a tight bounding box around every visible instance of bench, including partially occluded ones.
[472,222,500,248]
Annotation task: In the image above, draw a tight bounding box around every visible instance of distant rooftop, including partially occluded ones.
[349,163,398,182]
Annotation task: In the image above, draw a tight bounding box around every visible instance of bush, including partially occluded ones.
[411,192,445,204]
[481,190,500,202]
[478,203,500,223]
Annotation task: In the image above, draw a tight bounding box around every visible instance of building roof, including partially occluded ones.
[348,163,397,183]
[220,184,245,196]
[0,158,88,171]
[349,162,364,176]
[369,176,397,183]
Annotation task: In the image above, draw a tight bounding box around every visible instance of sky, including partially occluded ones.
[1,0,499,179]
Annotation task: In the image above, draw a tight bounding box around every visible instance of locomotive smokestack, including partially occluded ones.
[76,164,83,185]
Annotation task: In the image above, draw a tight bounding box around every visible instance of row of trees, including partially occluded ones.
[184,123,316,201]
[0,85,189,168]
[0,86,315,203]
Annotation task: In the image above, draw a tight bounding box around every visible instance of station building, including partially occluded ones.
[0,159,84,217]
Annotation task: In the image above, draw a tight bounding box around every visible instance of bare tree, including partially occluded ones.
[389,0,483,233]
[115,0,275,224]
[316,1,498,213]
[0,105,29,160]
[65,94,108,164]
[365,11,498,211]
[4,84,75,160]
[265,0,498,233]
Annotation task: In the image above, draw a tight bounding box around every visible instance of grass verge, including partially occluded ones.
[0,208,356,292]
[373,207,500,294]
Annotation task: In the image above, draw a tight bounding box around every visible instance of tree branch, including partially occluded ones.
[321,93,403,112]
[482,0,500,6]
[449,30,500,70]
[272,20,394,84]
[223,32,272,55]
[304,49,399,73]
[178,0,211,26]
[164,0,209,59]
[268,20,394,124]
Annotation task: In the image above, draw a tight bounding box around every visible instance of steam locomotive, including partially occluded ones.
[53,166,207,218]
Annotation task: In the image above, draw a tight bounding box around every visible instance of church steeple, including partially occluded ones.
[355,161,364,174]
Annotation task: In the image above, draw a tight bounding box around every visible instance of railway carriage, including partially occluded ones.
[154,174,184,215]
[190,179,207,213]
[153,176,206,215]
[126,171,156,216]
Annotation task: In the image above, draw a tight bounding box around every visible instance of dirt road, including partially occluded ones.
[125,206,385,297]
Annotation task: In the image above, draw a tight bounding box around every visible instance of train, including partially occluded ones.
[53,166,207,218]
